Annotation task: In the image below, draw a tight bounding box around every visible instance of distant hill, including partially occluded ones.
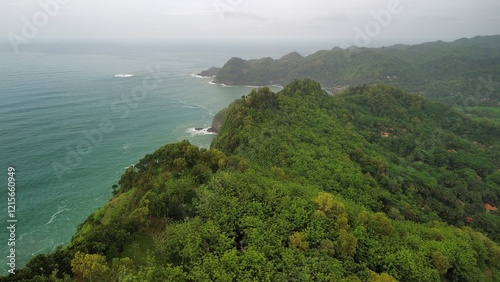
[7,80,500,281]
[202,35,500,106]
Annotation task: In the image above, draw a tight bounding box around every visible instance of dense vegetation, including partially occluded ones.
[4,80,500,281]
[205,36,500,107]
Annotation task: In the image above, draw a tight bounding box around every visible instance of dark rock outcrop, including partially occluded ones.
[197,67,221,77]
[207,108,227,133]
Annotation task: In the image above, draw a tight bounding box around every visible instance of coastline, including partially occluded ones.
[193,72,284,89]
[188,127,217,135]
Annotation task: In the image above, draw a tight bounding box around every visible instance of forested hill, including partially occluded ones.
[203,35,500,106]
[6,80,500,281]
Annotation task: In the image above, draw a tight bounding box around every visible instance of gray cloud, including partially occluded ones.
[0,0,499,45]
[315,12,349,22]
[219,10,269,21]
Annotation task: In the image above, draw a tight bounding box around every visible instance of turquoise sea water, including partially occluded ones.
[0,41,328,272]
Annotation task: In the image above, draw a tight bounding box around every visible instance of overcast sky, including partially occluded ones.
[1,0,499,47]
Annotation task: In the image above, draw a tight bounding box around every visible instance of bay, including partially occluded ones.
[0,41,328,271]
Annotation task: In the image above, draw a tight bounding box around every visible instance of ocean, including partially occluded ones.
[0,41,329,272]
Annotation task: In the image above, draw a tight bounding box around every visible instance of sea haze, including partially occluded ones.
[0,41,310,270]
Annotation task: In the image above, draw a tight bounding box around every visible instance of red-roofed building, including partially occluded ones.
[485,203,498,213]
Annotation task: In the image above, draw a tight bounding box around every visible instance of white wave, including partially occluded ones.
[124,163,135,169]
[182,105,199,109]
[18,231,34,241]
[114,74,134,78]
[177,101,214,116]
[191,73,216,79]
[31,247,47,256]
[52,242,67,250]
[122,142,132,150]
[193,103,214,116]
[186,127,217,136]
[208,81,229,87]
[208,82,283,89]
[45,206,68,225]
[243,84,284,89]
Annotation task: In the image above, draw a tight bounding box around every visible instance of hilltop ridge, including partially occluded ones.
[5,80,500,281]
[202,35,500,106]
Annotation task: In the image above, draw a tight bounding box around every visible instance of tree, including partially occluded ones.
[368,271,398,282]
[339,229,357,257]
[431,251,450,275]
[314,192,345,218]
[110,257,135,281]
[71,252,109,282]
[359,212,394,236]
[318,239,335,256]
[289,232,309,250]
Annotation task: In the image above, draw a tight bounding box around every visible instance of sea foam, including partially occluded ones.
[186,127,217,135]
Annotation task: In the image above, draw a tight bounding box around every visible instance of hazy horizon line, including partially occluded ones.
[1,34,498,55]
